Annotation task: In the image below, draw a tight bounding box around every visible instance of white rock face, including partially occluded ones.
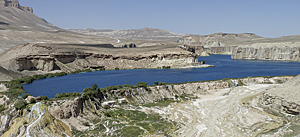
[231,44,300,61]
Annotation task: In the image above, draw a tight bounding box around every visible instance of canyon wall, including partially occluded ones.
[0,52,201,72]
[177,33,300,61]
[210,46,237,54]
[231,43,300,61]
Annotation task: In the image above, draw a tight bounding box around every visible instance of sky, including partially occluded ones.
[19,0,300,38]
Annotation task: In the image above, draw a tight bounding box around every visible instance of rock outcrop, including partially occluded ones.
[210,46,237,54]
[178,33,300,61]
[16,55,55,71]
[48,97,84,119]
[121,43,136,48]
[262,74,300,115]
[2,52,201,72]
[177,45,209,56]
[231,44,300,61]
[0,0,33,13]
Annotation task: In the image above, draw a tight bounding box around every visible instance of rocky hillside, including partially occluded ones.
[0,3,115,54]
[70,27,186,42]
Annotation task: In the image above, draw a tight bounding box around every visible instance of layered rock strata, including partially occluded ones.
[8,52,202,72]
[231,44,300,61]
[177,45,209,56]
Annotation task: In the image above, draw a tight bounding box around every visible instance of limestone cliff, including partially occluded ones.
[177,45,209,56]
[1,52,201,72]
[231,43,300,61]
[178,33,300,61]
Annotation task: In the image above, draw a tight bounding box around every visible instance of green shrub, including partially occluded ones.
[22,93,30,99]
[14,100,27,110]
[98,67,105,71]
[136,82,147,88]
[117,84,123,89]
[160,82,166,85]
[91,84,98,90]
[72,92,81,97]
[46,73,54,78]
[115,67,120,70]
[85,69,92,72]
[162,66,171,69]
[40,96,48,100]
[33,74,47,80]
[53,72,67,77]
[130,85,135,88]
[0,105,5,113]
[8,83,22,89]
[124,84,129,88]
[83,122,90,126]
[154,81,159,85]
[23,120,28,125]
[60,92,67,97]
[29,98,36,104]
[55,93,61,98]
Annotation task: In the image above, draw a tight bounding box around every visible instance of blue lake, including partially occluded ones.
[22,54,300,98]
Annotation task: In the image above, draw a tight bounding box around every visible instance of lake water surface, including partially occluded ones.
[22,54,300,98]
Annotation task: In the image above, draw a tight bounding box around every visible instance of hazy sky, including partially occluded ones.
[19,0,300,38]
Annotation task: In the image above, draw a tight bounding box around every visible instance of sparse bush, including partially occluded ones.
[23,120,28,125]
[115,67,120,70]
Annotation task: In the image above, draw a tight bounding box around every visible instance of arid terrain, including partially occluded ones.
[0,1,300,137]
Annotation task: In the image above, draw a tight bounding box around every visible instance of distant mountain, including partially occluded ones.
[69,27,186,42]
[177,32,263,47]
[178,32,300,48]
